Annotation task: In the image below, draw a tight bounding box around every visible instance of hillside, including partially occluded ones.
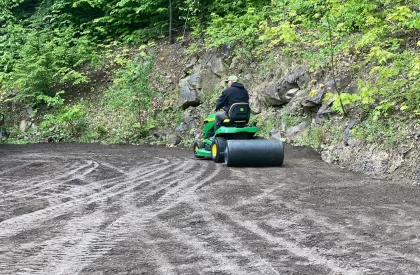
[0,0,419,182]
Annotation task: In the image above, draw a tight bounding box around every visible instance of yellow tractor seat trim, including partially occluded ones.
[223,119,246,123]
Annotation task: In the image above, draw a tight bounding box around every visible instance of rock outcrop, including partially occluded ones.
[175,49,419,184]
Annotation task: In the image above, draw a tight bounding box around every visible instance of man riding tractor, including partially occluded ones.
[214,75,249,134]
[193,76,284,167]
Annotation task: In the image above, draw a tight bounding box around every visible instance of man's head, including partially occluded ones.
[225,75,238,87]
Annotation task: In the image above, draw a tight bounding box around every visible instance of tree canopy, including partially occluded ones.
[0,0,419,119]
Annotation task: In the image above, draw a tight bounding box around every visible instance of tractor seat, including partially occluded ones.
[222,102,250,127]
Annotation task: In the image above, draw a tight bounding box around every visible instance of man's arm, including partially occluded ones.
[215,90,228,111]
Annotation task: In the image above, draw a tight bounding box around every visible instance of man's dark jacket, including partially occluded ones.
[215,82,249,113]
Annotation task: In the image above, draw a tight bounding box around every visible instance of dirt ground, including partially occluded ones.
[1,143,419,275]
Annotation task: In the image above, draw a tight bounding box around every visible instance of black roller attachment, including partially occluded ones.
[224,139,284,167]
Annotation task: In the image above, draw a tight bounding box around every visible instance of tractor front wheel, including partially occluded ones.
[211,137,226,163]
[193,141,205,158]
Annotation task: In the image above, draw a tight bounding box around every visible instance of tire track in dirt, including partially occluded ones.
[244,177,420,274]
[152,170,341,274]
[0,158,172,238]
[1,160,97,198]
[30,160,217,275]
[0,158,161,211]
[0,158,205,275]
[210,168,420,274]
[179,167,365,274]
[134,230,177,275]
[3,144,419,274]
[214,207,365,275]
[120,158,197,212]
[149,219,257,275]
[167,192,282,275]
[0,160,74,191]
[289,205,420,271]
[1,155,161,200]
[0,161,42,176]
[41,159,167,205]
[152,196,282,275]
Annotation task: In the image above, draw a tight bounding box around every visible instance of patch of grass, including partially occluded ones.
[296,125,326,150]
[352,118,408,149]
[249,108,280,137]
[279,106,306,129]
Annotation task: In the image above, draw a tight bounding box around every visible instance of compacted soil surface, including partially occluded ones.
[0,143,419,275]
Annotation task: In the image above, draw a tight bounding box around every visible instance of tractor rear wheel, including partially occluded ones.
[211,137,226,163]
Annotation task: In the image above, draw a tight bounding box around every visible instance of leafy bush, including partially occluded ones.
[352,118,408,148]
[297,126,326,150]
[248,108,279,137]
[103,54,157,138]
[40,104,87,141]
[0,25,98,104]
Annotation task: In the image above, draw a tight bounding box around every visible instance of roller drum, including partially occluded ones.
[224,139,284,167]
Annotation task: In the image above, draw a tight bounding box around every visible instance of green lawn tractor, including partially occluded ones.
[193,103,284,167]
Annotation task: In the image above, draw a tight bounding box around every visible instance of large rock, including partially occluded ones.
[343,119,358,146]
[321,142,420,183]
[202,52,226,76]
[221,42,236,57]
[167,133,182,146]
[270,128,282,140]
[265,82,300,106]
[229,56,240,69]
[19,120,29,132]
[183,107,201,129]
[317,98,335,117]
[327,75,352,91]
[285,121,309,143]
[178,77,200,110]
[304,75,352,108]
[323,145,390,176]
[285,70,311,89]
[178,51,226,110]
[253,70,309,110]
[304,88,325,106]
[184,55,198,75]
[175,123,188,132]
[198,68,222,97]
[287,89,309,114]
[249,94,266,114]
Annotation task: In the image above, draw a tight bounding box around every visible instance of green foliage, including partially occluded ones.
[204,10,264,51]
[40,103,87,141]
[248,108,279,137]
[103,54,156,137]
[258,21,298,52]
[279,105,305,129]
[357,51,420,119]
[352,118,408,148]
[2,0,420,148]
[297,125,325,150]
[0,1,100,104]
[37,92,66,108]
[4,28,97,103]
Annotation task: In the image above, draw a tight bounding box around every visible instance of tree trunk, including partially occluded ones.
[169,0,173,44]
